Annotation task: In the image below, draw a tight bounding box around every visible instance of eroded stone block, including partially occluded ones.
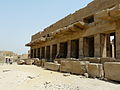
[71,61,89,75]
[87,63,104,78]
[25,59,34,65]
[100,57,115,64]
[60,61,72,73]
[104,62,120,81]
[44,62,60,71]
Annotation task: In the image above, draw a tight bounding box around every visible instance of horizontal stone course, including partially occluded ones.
[44,62,60,71]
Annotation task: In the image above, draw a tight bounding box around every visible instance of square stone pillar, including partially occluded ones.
[83,37,89,57]
[116,23,120,59]
[36,48,38,58]
[94,34,101,57]
[101,34,107,57]
[79,38,84,58]
[57,43,60,55]
[50,45,53,61]
[106,34,111,57]
[44,46,47,59]
[40,47,42,59]
[30,48,33,58]
[67,40,71,58]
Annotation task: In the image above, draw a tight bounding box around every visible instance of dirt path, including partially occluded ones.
[0,64,120,90]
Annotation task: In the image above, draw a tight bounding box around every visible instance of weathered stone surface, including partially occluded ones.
[44,62,60,71]
[33,58,41,66]
[60,61,72,73]
[71,61,89,75]
[87,63,104,78]
[26,0,120,67]
[41,59,47,67]
[110,4,120,17]
[25,59,34,65]
[100,57,115,64]
[95,10,110,20]
[104,62,120,81]
[81,57,100,63]
[60,60,89,74]
[17,59,25,65]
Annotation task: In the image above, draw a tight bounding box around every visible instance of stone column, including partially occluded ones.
[83,37,89,57]
[79,38,84,58]
[57,43,60,55]
[36,48,38,58]
[116,22,120,59]
[67,40,71,58]
[44,46,47,59]
[94,34,101,57]
[101,34,107,57]
[106,34,111,57]
[50,45,53,61]
[32,48,34,58]
[40,47,42,59]
[30,48,33,58]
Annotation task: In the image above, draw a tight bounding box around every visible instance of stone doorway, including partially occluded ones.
[41,47,45,59]
[107,33,116,58]
[84,36,94,57]
[34,49,36,58]
[37,48,40,59]
[46,46,50,61]
[52,44,57,60]
[71,39,79,58]
[59,42,68,58]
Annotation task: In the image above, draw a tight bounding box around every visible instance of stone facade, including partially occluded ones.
[26,0,120,61]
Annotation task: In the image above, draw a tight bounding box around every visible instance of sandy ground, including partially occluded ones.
[0,63,120,90]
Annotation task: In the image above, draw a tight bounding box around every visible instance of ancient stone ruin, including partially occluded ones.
[25,0,120,82]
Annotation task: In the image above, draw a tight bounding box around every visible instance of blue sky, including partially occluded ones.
[0,0,93,55]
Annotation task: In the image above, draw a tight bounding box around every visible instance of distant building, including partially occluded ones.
[18,54,28,59]
[0,51,18,62]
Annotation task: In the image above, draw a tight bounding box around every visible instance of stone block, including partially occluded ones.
[87,63,104,78]
[17,59,25,65]
[110,4,120,17]
[95,10,110,20]
[60,61,72,73]
[100,57,115,64]
[44,62,60,71]
[81,57,100,63]
[25,59,34,65]
[71,61,89,75]
[104,62,120,81]
[41,59,47,67]
[33,58,42,66]
[89,57,101,63]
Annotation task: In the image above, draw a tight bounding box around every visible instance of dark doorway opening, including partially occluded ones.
[59,42,68,58]
[31,49,33,58]
[46,46,50,61]
[34,49,36,58]
[71,39,79,58]
[84,37,94,57]
[37,48,40,59]
[107,33,116,58]
[52,44,57,60]
[41,47,45,59]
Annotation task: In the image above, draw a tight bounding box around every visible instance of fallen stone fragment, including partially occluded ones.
[17,59,25,65]
[87,63,104,78]
[84,73,89,78]
[104,62,120,81]
[63,73,71,77]
[3,70,11,72]
[27,76,35,79]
